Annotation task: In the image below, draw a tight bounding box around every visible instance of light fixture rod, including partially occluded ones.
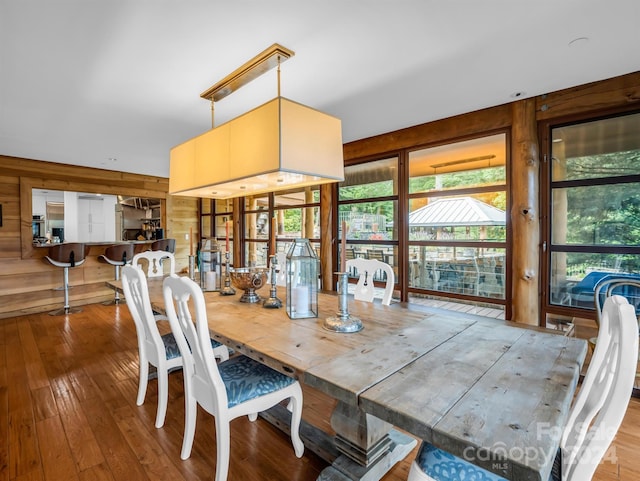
[277,56,281,97]
[200,44,294,103]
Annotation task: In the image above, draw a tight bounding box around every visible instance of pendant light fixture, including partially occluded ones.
[169,44,344,199]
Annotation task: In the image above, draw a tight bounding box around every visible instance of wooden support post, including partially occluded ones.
[320,184,335,291]
[232,198,241,266]
[304,187,314,239]
[510,99,540,324]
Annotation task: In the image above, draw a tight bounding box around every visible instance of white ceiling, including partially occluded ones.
[1,1,639,179]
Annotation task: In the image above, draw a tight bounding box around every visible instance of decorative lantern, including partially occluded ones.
[286,239,318,319]
[199,238,221,291]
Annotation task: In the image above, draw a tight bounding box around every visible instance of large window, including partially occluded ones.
[243,194,269,266]
[201,187,321,270]
[338,157,399,295]
[200,199,233,261]
[273,187,320,262]
[336,136,508,306]
[242,188,320,267]
[544,112,640,317]
[408,134,508,305]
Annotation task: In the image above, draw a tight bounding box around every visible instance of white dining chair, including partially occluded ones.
[131,250,176,321]
[132,250,176,278]
[162,275,304,481]
[346,257,395,305]
[407,294,639,481]
[121,265,229,428]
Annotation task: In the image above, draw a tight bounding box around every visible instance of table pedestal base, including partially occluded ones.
[318,430,416,481]
[334,433,392,466]
[261,402,416,481]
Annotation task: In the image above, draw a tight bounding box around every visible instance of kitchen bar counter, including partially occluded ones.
[32,240,155,249]
[19,240,161,316]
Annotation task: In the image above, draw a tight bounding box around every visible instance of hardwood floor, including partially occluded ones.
[0,303,638,480]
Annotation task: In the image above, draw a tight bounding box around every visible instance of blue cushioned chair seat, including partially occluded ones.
[161,332,223,360]
[218,355,296,408]
[416,442,507,481]
[416,442,561,481]
[161,333,181,359]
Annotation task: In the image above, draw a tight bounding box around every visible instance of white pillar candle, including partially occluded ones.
[293,286,309,315]
[205,271,217,291]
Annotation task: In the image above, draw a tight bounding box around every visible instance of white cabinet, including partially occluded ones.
[78,198,106,242]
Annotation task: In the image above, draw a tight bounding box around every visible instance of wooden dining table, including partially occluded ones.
[109,276,586,481]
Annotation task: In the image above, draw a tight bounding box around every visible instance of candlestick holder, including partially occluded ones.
[263,255,282,309]
[323,272,363,333]
[188,255,196,281]
[220,251,236,296]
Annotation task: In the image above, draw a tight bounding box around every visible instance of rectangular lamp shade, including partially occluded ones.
[169,97,344,199]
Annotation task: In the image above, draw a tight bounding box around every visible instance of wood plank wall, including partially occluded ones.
[1,71,639,320]
[165,195,199,268]
[0,156,197,319]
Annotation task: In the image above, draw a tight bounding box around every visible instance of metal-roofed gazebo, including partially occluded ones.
[408,196,505,228]
[408,196,506,297]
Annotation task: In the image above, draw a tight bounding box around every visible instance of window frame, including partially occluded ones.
[540,108,640,323]
[405,133,509,307]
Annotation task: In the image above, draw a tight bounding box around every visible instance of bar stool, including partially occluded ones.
[99,243,135,305]
[151,238,175,253]
[45,243,89,316]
